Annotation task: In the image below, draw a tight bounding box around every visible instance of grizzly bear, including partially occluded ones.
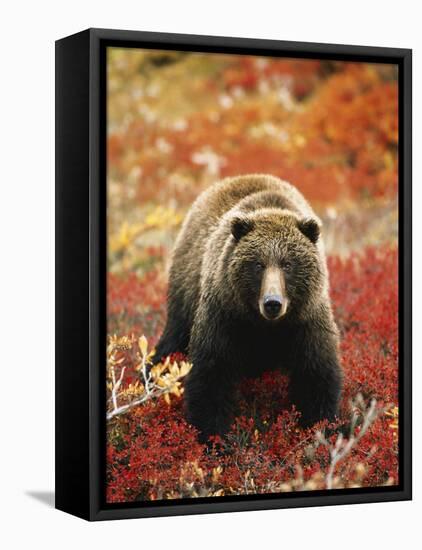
[154,174,342,442]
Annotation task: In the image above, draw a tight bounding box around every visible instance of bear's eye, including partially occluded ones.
[255,262,265,273]
[283,261,292,272]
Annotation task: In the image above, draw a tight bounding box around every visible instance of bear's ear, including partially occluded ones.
[297,217,320,244]
[231,216,254,241]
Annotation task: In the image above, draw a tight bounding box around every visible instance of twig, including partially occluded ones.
[110,365,126,412]
[317,396,380,489]
[106,385,169,421]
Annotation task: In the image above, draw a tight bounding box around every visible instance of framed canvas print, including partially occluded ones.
[55,28,412,521]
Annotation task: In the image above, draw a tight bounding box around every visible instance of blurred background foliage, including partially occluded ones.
[107,49,398,278]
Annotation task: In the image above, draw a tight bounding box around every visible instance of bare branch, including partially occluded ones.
[106,335,192,421]
[316,395,383,489]
[110,366,126,412]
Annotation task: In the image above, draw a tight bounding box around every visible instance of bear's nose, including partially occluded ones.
[263,295,282,318]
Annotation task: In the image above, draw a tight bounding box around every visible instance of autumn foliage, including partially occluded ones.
[106,50,399,503]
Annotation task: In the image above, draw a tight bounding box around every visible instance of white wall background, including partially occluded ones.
[0,1,419,548]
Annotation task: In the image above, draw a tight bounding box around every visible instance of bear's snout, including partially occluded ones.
[259,266,288,320]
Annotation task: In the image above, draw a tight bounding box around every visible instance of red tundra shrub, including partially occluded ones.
[329,247,398,407]
[107,268,167,345]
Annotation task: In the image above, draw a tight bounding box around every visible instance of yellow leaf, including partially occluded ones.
[139,335,148,357]
[146,351,155,362]
[169,363,179,376]
[180,362,192,377]
[170,383,181,397]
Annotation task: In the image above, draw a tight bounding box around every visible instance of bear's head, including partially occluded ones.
[228,209,323,322]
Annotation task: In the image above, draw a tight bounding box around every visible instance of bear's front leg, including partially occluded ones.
[184,354,238,443]
[289,320,342,427]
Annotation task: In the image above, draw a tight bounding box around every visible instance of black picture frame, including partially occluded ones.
[55,28,412,521]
